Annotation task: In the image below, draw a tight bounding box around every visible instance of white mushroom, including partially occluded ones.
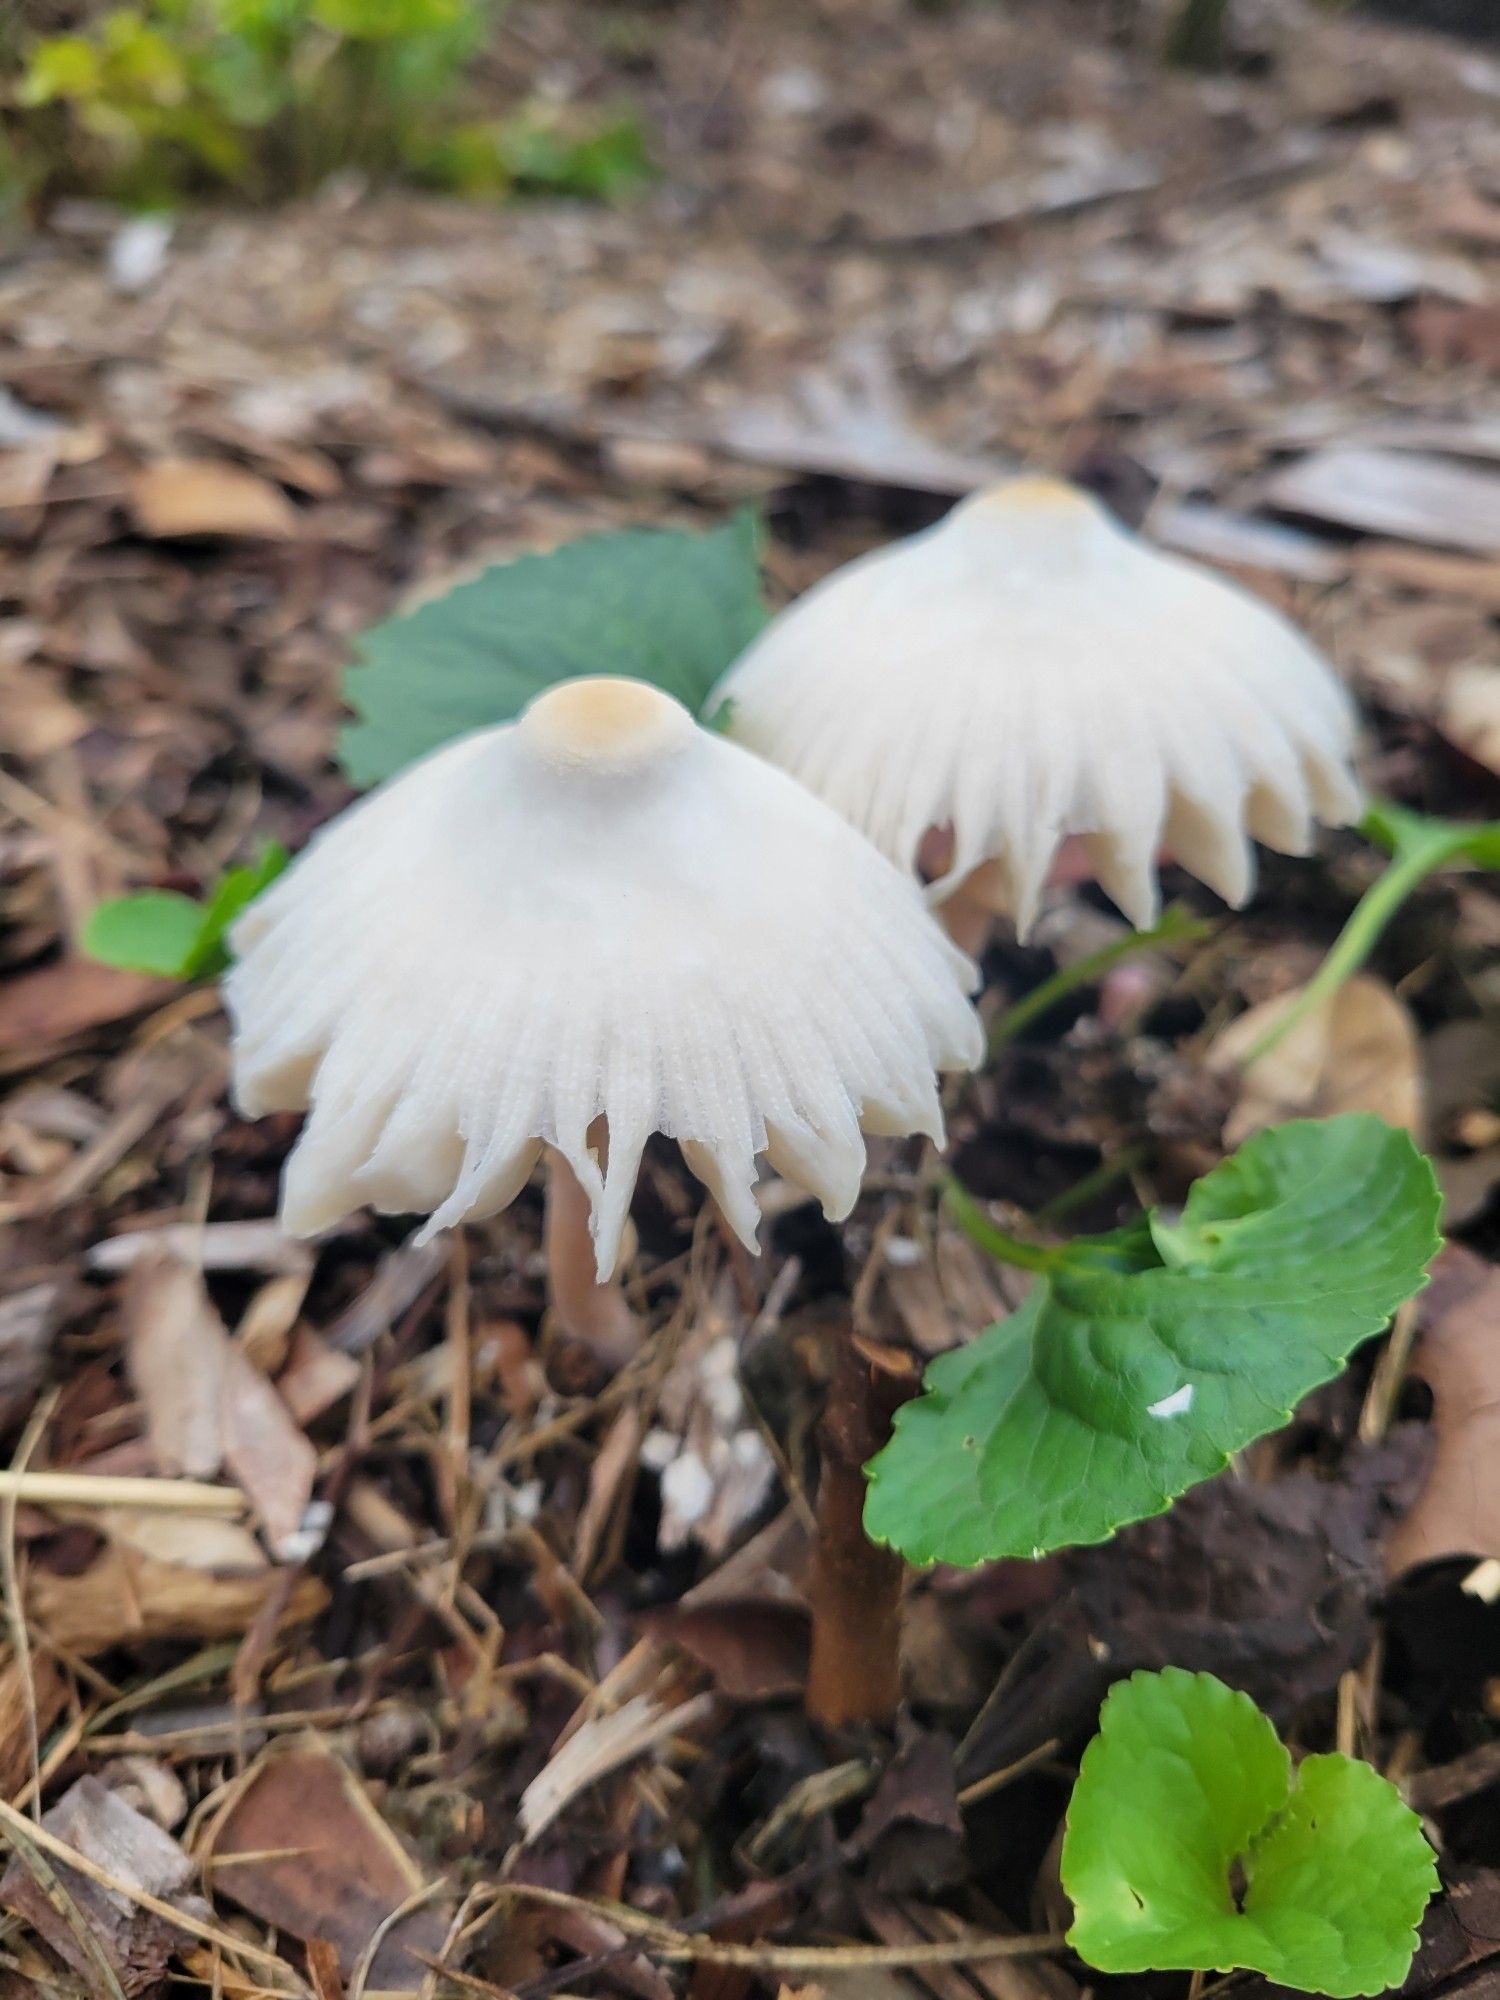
[714,476,1363,941]
[226,677,981,1361]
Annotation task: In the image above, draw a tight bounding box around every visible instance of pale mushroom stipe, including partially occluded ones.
[226,676,983,1358]
[714,476,1364,941]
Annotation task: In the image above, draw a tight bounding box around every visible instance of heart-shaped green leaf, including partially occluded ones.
[339,511,766,785]
[864,1116,1440,1566]
[1063,1669,1438,1996]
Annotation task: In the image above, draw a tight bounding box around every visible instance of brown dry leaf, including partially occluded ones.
[1387,1246,1500,1578]
[1209,975,1423,1146]
[0,662,88,757]
[122,1251,229,1480]
[211,1745,450,1991]
[221,1342,318,1560]
[0,1775,203,1996]
[642,1598,810,1699]
[1437,661,1500,778]
[26,1518,326,1654]
[276,1324,361,1426]
[0,961,176,1054]
[88,1219,312,1277]
[236,1270,309,1374]
[129,458,298,540]
[1352,543,1500,614]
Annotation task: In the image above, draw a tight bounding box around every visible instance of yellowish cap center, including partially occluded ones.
[519,676,694,770]
[977,475,1093,514]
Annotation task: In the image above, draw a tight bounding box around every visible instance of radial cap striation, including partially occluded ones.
[226,678,982,1278]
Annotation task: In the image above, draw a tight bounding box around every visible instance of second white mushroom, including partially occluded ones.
[715,476,1363,944]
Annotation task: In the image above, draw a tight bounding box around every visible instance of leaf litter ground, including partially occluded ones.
[0,1,1499,1995]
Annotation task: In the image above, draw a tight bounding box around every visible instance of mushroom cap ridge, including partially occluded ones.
[713,479,1363,934]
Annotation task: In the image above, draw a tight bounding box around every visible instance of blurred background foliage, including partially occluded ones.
[1,0,653,208]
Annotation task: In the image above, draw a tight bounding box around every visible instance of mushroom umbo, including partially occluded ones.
[713,476,1362,943]
[226,676,982,1363]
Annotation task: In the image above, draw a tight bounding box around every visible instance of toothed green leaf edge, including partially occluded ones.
[864,1116,1441,1566]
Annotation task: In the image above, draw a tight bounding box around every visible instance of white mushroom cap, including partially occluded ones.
[226,677,982,1278]
[714,477,1363,935]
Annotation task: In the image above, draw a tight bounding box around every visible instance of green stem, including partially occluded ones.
[1243,824,1471,1066]
[987,905,1209,1055]
[1036,1146,1143,1226]
[943,1177,1062,1274]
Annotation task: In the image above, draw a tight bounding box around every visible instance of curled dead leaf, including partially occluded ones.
[1387,1246,1500,1578]
[123,1252,229,1481]
[221,1342,317,1560]
[1438,661,1500,779]
[1209,974,1423,1145]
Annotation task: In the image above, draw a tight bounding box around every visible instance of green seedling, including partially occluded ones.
[865,1114,1441,1566]
[1063,1669,1438,1996]
[83,841,286,980]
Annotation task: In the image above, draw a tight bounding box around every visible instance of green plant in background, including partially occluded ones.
[419,103,654,201]
[83,841,286,980]
[11,0,654,204]
[1064,1670,1438,1996]
[865,1114,1440,1565]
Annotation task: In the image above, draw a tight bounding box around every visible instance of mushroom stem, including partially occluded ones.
[806,1321,920,1730]
[543,1135,642,1368]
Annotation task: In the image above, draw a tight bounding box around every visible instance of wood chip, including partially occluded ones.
[211,1747,450,1991]
[128,458,299,540]
[0,1776,202,1996]
[519,1693,715,1843]
[1263,448,1500,555]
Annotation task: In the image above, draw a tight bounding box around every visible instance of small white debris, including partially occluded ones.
[276,1497,335,1566]
[884,1235,924,1269]
[1147,1383,1195,1420]
[110,214,173,294]
[659,1453,715,1529]
[639,1427,678,1474]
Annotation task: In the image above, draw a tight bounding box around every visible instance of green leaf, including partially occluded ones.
[864,1116,1441,1566]
[82,890,207,978]
[495,106,653,200]
[182,839,288,977]
[338,512,766,785]
[1063,1669,1438,1996]
[82,841,287,981]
